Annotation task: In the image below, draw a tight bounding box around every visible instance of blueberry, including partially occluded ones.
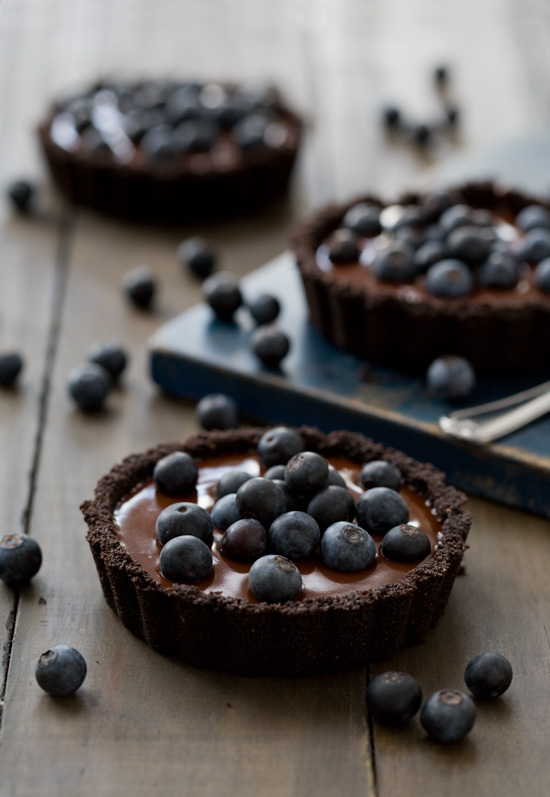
[268,511,321,559]
[285,451,329,498]
[392,223,424,249]
[232,113,269,149]
[477,251,518,289]
[321,521,376,572]
[159,535,213,582]
[0,351,24,386]
[264,464,286,481]
[172,119,218,153]
[327,467,347,488]
[464,652,513,699]
[372,241,417,283]
[367,671,423,725]
[446,226,492,266]
[438,204,472,235]
[327,229,362,264]
[247,294,281,326]
[516,204,550,232]
[427,355,476,400]
[203,272,243,321]
[257,427,304,467]
[343,203,382,238]
[87,340,128,380]
[420,191,456,222]
[414,240,448,273]
[470,208,494,228]
[153,451,198,495]
[6,179,34,214]
[382,106,401,129]
[177,236,217,279]
[355,487,409,536]
[535,258,550,292]
[196,393,238,430]
[236,477,287,529]
[0,534,42,587]
[211,493,241,531]
[67,362,112,412]
[35,645,87,697]
[122,265,156,310]
[155,502,214,547]
[248,554,302,603]
[220,518,267,562]
[425,259,473,298]
[359,460,402,491]
[381,523,431,562]
[140,124,174,160]
[251,325,290,367]
[271,479,305,512]
[306,486,355,533]
[517,228,550,264]
[164,84,201,124]
[420,690,476,743]
[216,469,252,498]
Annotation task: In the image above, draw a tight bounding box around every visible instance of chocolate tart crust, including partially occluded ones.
[81,426,470,676]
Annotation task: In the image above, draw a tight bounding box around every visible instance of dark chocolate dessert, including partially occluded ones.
[292,182,550,374]
[38,79,302,222]
[81,426,470,676]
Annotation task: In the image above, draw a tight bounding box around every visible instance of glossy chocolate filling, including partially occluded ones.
[115,452,441,603]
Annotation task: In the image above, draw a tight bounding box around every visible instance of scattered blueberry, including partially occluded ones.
[515,205,550,233]
[87,340,128,380]
[248,554,302,603]
[216,469,253,499]
[268,511,321,559]
[203,272,243,321]
[0,351,24,386]
[414,240,448,273]
[251,325,290,368]
[67,362,112,412]
[477,251,518,289]
[221,518,267,562]
[248,294,281,326]
[327,467,347,489]
[355,487,409,536]
[381,523,431,562]
[271,479,305,512]
[372,241,417,283]
[178,236,217,279]
[285,451,329,498]
[427,355,476,400]
[159,535,213,582]
[236,477,287,529]
[343,203,382,237]
[464,652,513,699]
[155,502,214,546]
[438,204,472,235]
[35,645,87,697]
[257,427,304,467]
[196,393,239,430]
[0,533,42,587]
[425,259,473,298]
[327,229,362,264]
[535,258,550,292]
[359,460,402,491]
[320,521,376,572]
[264,464,287,481]
[123,266,156,310]
[420,689,476,743]
[517,228,550,264]
[306,486,356,532]
[446,226,492,266]
[153,451,198,495]
[367,671,423,725]
[211,493,241,531]
[6,179,34,214]
[232,113,269,149]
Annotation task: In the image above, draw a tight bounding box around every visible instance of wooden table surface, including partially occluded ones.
[1,1,550,795]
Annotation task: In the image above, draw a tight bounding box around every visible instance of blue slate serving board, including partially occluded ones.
[150,250,550,518]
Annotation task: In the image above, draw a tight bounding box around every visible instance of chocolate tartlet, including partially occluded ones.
[292,182,550,374]
[38,79,302,223]
[81,427,470,676]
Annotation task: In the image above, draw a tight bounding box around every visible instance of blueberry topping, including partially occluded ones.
[153,451,198,495]
[477,251,518,289]
[420,191,456,222]
[464,652,513,699]
[67,362,112,412]
[251,325,290,367]
[271,479,305,512]
[172,118,218,152]
[159,535,213,582]
[221,518,267,562]
[427,355,476,400]
[285,451,329,498]
[155,502,214,547]
[327,467,347,488]
[343,203,382,237]
[535,258,550,292]
[248,554,302,603]
[517,228,550,264]
[6,179,34,214]
[367,671,423,725]
[446,225,492,266]
[381,523,431,562]
[231,114,270,149]
[414,240,448,273]
[372,241,417,283]
[0,533,42,587]
[359,460,402,491]
[0,351,24,387]
[140,124,173,160]
[425,259,473,298]
[87,340,128,380]
[320,521,376,572]
[438,204,472,235]
[122,265,156,310]
[35,645,87,697]
[268,511,321,560]
[516,204,550,232]
[257,427,304,467]
[216,469,253,498]
[203,272,243,321]
[355,487,409,536]
[264,464,287,481]
[420,689,476,743]
[236,477,287,529]
[211,493,241,531]
[327,229,362,264]
[248,294,281,326]
[178,236,217,279]
[306,486,356,533]
[196,393,239,431]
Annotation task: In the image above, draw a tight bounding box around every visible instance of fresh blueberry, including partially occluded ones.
[516,204,550,232]
[425,259,473,298]
[268,511,321,560]
[356,487,409,536]
[271,479,305,512]
[164,84,201,125]
[35,645,87,697]
[211,493,241,531]
[196,393,238,430]
[321,521,376,572]
[327,229,362,264]
[419,191,456,222]
[153,451,198,495]
[203,272,243,321]
[306,486,356,533]
[477,251,518,289]
[343,203,382,237]
[155,502,214,546]
[420,690,476,743]
[159,535,213,582]
[381,523,431,562]
[221,518,267,562]
[414,240,448,273]
[122,265,156,310]
[248,294,281,326]
[236,477,287,529]
[327,467,347,488]
[470,208,494,228]
[427,355,476,400]
[140,124,174,160]
[264,464,287,481]
[178,236,217,279]
[87,340,128,380]
[464,652,513,699]
[446,226,492,266]
[438,204,472,235]
[372,241,417,283]
[535,258,550,292]
[0,351,24,386]
[517,228,550,264]
[392,223,424,249]
[67,362,112,412]
[216,469,253,498]
[251,325,290,367]
[367,671,423,725]
[248,554,302,603]
[382,106,401,129]
[257,427,304,467]
[172,119,218,153]
[285,451,329,498]
[232,113,269,149]
[0,534,42,587]
[359,460,402,491]
[6,179,34,214]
